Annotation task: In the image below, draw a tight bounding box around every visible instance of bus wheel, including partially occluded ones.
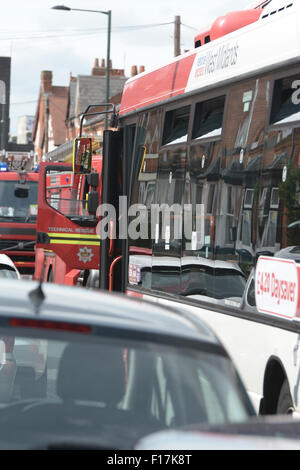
[276,379,294,415]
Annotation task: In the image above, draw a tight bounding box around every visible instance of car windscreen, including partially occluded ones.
[0,328,252,449]
[0,181,38,223]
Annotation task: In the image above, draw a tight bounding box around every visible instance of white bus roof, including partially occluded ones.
[120,1,300,116]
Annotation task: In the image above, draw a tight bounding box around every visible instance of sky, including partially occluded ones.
[0,0,254,135]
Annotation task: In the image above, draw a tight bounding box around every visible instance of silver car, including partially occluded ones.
[0,279,255,449]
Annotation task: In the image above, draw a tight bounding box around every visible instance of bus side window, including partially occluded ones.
[152,147,187,295]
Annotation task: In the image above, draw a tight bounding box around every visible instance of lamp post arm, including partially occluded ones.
[52,5,112,131]
[66,7,109,14]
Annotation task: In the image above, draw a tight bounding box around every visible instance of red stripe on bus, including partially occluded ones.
[120,54,196,115]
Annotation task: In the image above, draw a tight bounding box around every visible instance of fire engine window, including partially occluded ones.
[162,106,190,146]
[192,96,225,141]
[270,74,300,125]
[0,181,38,223]
[45,169,87,219]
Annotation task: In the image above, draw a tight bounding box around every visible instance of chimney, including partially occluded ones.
[41,71,52,93]
[92,58,106,76]
[131,65,138,77]
[139,66,145,74]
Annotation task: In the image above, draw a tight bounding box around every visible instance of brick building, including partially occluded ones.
[66,58,130,139]
[32,59,145,162]
[32,71,69,162]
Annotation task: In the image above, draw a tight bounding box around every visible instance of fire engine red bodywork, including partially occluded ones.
[34,157,102,285]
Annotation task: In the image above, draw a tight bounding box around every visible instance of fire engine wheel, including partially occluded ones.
[276,379,294,415]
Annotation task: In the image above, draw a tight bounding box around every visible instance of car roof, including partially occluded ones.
[135,428,300,450]
[135,415,300,450]
[0,279,221,347]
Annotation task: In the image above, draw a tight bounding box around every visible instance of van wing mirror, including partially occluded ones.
[73,137,92,175]
[87,172,99,188]
[87,190,99,215]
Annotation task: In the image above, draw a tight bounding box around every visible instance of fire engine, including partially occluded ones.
[0,162,38,277]
[33,106,107,287]
[34,154,102,286]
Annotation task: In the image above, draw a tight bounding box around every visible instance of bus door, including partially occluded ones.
[98,130,123,291]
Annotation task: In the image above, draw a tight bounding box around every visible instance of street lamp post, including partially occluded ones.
[52,5,111,130]
[0,81,6,152]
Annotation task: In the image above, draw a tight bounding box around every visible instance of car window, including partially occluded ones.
[0,330,252,448]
